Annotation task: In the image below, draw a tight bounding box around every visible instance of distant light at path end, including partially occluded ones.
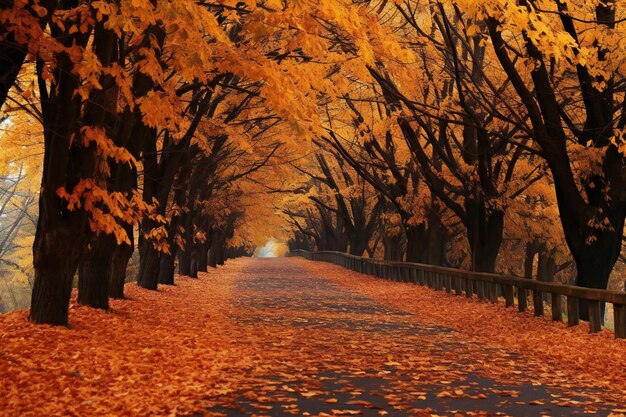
[257,240,277,258]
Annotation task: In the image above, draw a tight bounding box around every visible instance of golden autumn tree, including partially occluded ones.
[454,0,626,316]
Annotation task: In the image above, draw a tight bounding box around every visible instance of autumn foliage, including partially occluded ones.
[0,1,626,415]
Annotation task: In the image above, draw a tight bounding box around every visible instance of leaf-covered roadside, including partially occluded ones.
[0,269,244,416]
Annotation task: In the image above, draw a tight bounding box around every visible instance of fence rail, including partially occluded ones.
[289,249,626,339]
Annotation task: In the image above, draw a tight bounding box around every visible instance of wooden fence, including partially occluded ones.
[289,249,626,339]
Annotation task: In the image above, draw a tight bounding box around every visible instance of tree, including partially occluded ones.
[471,0,626,316]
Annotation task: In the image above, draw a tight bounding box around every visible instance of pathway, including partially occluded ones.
[198,257,619,416]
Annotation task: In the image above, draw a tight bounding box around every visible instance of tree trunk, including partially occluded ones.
[427,204,446,266]
[189,248,199,278]
[383,232,404,262]
[466,197,504,273]
[348,233,368,256]
[216,245,226,266]
[574,224,624,321]
[208,250,217,268]
[197,242,209,272]
[109,237,133,299]
[178,249,192,276]
[137,244,161,290]
[30,238,82,325]
[158,251,176,285]
[30,264,77,326]
[30,216,86,325]
[30,22,92,325]
[537,250,556,282]
[405,223,427,263]
[78,234,116,310]
[524,242,537,280]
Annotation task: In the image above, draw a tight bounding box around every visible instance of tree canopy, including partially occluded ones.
[0,0,624,323]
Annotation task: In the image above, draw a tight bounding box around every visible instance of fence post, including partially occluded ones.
[488,283,498,303]
[455,276,463,296]
[518,288,527,312]
[551,294,563,322]
[435,272,442,291]
[533,290,544,316]
[588,301,602,333]
[504,284,514,307]
[567,296,579,327]
[476,281,485,299]
[614,304,626,339]
[465,277,474,298]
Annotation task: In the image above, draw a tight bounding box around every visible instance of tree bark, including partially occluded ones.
[137,245,161,290]
[405,223,427,263]
[197,241,209,272]
[189,249,199,278]
[466,196,504,273]
[178,249,192,276]
[158,251,176,285]
[78,234,116,310]
[427,203,446,266]
[109,233,133,298]
[383,231,404,262]
[524,242,537,280]
[30,224,85,325]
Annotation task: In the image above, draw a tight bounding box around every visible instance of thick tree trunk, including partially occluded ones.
[178,249,192,276]
[573,222,624,321]
[405,223,427,263]
[427,207,446,266]
[30,213,87,325]
[190,249,199,278]
[466,198,504,273]
[77,234,116,310]
[30,19,92,325]
[524,242,537,280]
[30,264,77,326]
[383,232,404,262]
[30,231,83,325]
[348,233,368,256]
[197,242,209,272]
[158,251,176,285]
[109,238,133,299]
[137,244,161,290]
